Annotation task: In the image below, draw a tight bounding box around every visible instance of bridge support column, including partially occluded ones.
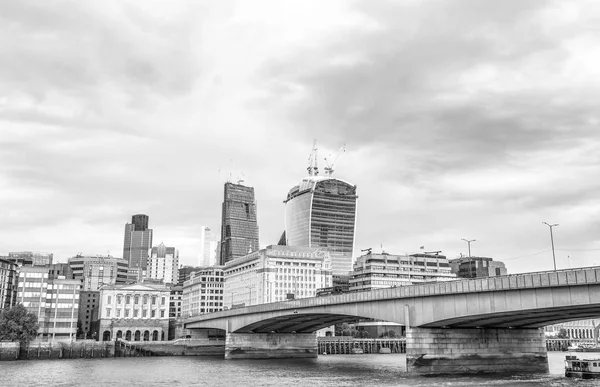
[406,327,548,375]
[225,332,317,360]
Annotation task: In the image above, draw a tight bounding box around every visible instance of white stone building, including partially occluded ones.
[223,245,332,309]
[98,283,171,342]
[181,266,224,318]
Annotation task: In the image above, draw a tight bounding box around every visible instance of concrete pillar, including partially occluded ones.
[406,327,549,375]
[225,332,317,360]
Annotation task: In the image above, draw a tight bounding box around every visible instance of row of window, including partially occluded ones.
[105,308,166,318]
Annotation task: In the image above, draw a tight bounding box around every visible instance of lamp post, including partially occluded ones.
[461,239,476,278]
[543,222,559,271]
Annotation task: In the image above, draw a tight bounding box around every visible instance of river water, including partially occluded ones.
[2,352,599,387]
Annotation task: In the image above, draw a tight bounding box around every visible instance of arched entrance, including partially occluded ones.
[102,330,111,341]
[116,330,123,340]
[143,330,150,341]
[134,330,141,341]
[152,330,159,341]
[125,330,132,341]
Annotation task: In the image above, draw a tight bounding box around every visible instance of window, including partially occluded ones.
[151,310,156,318]
[142,309,147,318]
[107,296,112,304]
[161,297,166,306]
[117,295,122,304]
[134,295,139,305]
[160,310,165,318]
[116,309,121,317]
[125,295,131,304]
[134,309,138,317]
[106,308,111,317]
[124,309,129,317]
[152,296,156,305]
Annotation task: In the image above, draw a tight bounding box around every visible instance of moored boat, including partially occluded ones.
[565,355,600,379]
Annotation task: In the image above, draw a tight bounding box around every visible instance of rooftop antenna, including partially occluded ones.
[237,172,245,185]
[307,139,319,176]
[324,143,346,176]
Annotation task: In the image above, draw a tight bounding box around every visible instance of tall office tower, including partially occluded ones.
[148,243,179,284]
[123,214,153,282]
[284,176,358,277]
[219,182,259,265]
[198,226,218,266]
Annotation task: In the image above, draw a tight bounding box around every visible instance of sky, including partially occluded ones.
[1,0,599,273]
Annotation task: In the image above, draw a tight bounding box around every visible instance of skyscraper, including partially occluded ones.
[123,214,153,282]
[198,226,218,266]
[219,182,259,265]
[284,176,358,277]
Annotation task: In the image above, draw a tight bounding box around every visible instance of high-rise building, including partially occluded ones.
[182,266,224,318]
[219,183,259,265]
[68,255,129,291]
[123,214,153,282]
[284,176,358,277]
[8,251,53,266]
[198,226,218,267]
[148,243,179,284]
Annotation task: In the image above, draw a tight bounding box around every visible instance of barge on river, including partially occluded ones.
[565,355,600,379]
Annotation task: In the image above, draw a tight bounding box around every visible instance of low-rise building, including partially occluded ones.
[17,266,80,341]
[448,256,507,279]
[349,252,456,292]
[68,255,128,291]
[98,283,171,342]
[223,245,332,308]
[181,267,224,318]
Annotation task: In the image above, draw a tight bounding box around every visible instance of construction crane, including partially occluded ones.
[324,143,346,176]
[307,139,319,176]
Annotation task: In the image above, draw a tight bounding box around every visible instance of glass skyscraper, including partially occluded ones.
[220,182,259,265]
[284,176,358,276]
[123,214,153,282]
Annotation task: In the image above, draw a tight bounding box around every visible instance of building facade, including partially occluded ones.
[68,255,128,291]
[284,176,358,278]
[17,266,80,341]
[199,226,218,267]
[123,214,153,282]
[0,258,17,309]
[98,283,170,342]
[8,251,53,266]
[349,252,456,292]
[220,182,259,265]
[223,245,332,308]
[181,267,224,318]
[78,291,100,339]
[448,256,508,279]
[148,243,179,284]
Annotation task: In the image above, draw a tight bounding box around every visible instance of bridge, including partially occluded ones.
[185,267,600,374]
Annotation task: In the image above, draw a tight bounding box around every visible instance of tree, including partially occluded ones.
[0,304,39,345]
[557,328,569,339]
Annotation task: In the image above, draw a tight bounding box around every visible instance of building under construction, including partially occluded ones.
[219,182,260,265]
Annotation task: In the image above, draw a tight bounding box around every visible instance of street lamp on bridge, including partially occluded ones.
[542,222,559,271]
[461,238,476,278]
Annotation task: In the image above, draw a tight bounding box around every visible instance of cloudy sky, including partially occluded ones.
[1,0,599,273]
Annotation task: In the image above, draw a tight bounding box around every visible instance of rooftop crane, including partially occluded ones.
[307,139,319,176]
[324,143,346,176]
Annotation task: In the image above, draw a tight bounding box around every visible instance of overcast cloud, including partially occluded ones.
[1,0,599,273]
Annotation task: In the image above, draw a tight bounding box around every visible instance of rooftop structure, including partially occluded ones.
[219,182,259,265]
[8,251,53,266]
[284,176,358,277]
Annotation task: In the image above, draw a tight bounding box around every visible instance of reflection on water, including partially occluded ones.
[2,352,600,387]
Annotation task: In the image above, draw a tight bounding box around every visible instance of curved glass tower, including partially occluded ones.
[284,176,358,276]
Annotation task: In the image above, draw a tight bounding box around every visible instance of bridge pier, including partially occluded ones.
[406,327,549,375]
[225,332,317,359]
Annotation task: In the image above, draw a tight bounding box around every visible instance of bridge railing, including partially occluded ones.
[185,266,600,321]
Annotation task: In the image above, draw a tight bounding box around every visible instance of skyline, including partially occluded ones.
[1,1,600,273]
